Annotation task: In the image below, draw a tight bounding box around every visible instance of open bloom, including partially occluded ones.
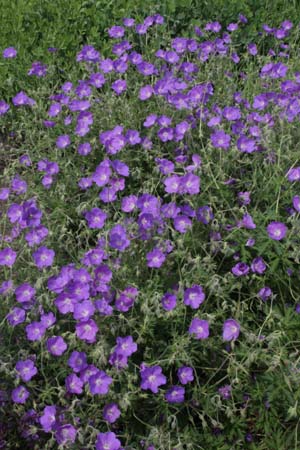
[0,248,17,267]
[267,221,287,240]
[140,364,167,393]
[146,248,166,268]
[11,385,29,404]
[96,431,121,450]
[189,318,209,339]
[184,285,205,309]
[222,319,240,341]
[3,47,17,58]
[15,359,37,382]
[103,403,121,423]
[165,385,185,403]
[32,246,55,269]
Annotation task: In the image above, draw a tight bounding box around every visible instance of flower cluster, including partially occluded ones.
[1,11,299,450]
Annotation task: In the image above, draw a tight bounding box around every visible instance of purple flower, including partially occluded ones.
[205,21,222,32]
[293,195,300,212]
[0,248,17,267]
[157,127,174,142]
[65,373,84,394]
[112,79,127,95]
[25,226,49,247]
[115,335,137,357]
[287,167,300,182]
[103,403,121,423]
[121,195,137,212]
[267,221,287,240]
[222,319,240,341]
[143,114,157,127]
[246,238,255,247]
[56,135,71,149]
[173,215,192,233]
[139,85,153,100]
[55,424,77,445]
[25,321,46,341]
[32,246,55,269]
[85,208,107,229]
[11,386,29,404]
[161,292,177,311]
[146,248,166,268]
[218,384,232,399]
[77,142,91,156]
[223,106,241,121]
[210,130,231,149]
[123,18,135,27]
[239,213,256,229]
[12,91,35,106]
[46,336,67,356]
[231,262,250,277]
[15,359,38,382]
[238,192,251,205]
[89,370,113,395]
[108,25,125,38]
[196,206,214,224]
[7,307,26,326]
[96,432,121,450]
[188,318,209,339]
[177,366,194,385]
[28,61,47,77]
[0,279,13,295]
[73,300,95,321]
[3,47,17,58]
[68,351,87,373]
[41,312,56,328]
[251,257,266,274]
[184,285,205,309]
[164,175,181,194]
[77,45,100,62]
[165,386,185,403]
[237,135,256,153]
[258,286,272,301]
[15,283,35,304]
[248,43,258,55]
[181,174,200,195]
[140,364,167,393]
[76,319,98,343]
[109,224,130,251]
[39,405,57,432]
[0,100,10,116]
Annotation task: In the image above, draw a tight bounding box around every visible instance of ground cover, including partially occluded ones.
[1,7,300,450]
